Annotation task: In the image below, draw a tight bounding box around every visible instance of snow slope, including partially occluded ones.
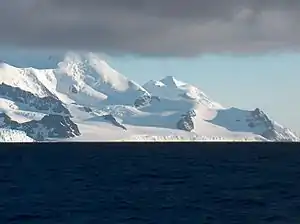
[0,128,34,142]
[0,51,298,142]
[0,52,148,108]
[56,52,149,106]
[143,76,223,109]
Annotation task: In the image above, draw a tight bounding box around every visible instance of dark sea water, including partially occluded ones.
[0,144,300,223]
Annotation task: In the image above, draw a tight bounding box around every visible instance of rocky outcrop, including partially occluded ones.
[83,106,92,113]
[134,94,151,108]
[249,108,298,141]
[70,85,79,94]
[0,113,80,141]
[177,110,196,132]
[78,106,93,113]
[0,83,70,115]
[102,114,127,130]
[251,108,272,126]
[134,94,161,108]
[0,113,19,127]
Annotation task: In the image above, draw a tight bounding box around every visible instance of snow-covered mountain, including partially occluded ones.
[0,51,298,142]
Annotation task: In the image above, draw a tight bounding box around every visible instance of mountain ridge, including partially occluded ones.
[0,51,297,142]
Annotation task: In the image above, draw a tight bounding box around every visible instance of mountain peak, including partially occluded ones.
[144,80,166,87]
[160,76,186,87]
[57,52,132,91]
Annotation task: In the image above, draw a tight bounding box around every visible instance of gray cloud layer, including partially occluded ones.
[1,0,300,56]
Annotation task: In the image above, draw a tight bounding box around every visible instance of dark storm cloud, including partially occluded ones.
[1,0,300,56]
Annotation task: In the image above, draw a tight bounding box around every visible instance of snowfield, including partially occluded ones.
[0,128,34,142]
[0,51,298,142]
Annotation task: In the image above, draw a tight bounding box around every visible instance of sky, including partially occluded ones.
[0,0,299,132]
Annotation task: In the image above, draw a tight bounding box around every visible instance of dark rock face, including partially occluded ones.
[249,108,275,138]
[247,108,271,127]
[187,110,196,118]
[261,129,277,140]
[0,113,80,141]
[134,94,160,108]
[249,108,298,141]
[70,85,79,94]
[31,115,80,140]
[83,106,92,113]
[78,106,93,113]
[0,113,19,127]
[134,94,152,108]
[177,111,195,132]
[0,83,70,115]
[102,114,127,130]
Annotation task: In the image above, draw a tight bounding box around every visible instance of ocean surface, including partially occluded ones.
[0,145,300,223]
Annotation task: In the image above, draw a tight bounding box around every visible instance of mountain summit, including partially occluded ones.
[160,76,187,87]
[0,51,297,142]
